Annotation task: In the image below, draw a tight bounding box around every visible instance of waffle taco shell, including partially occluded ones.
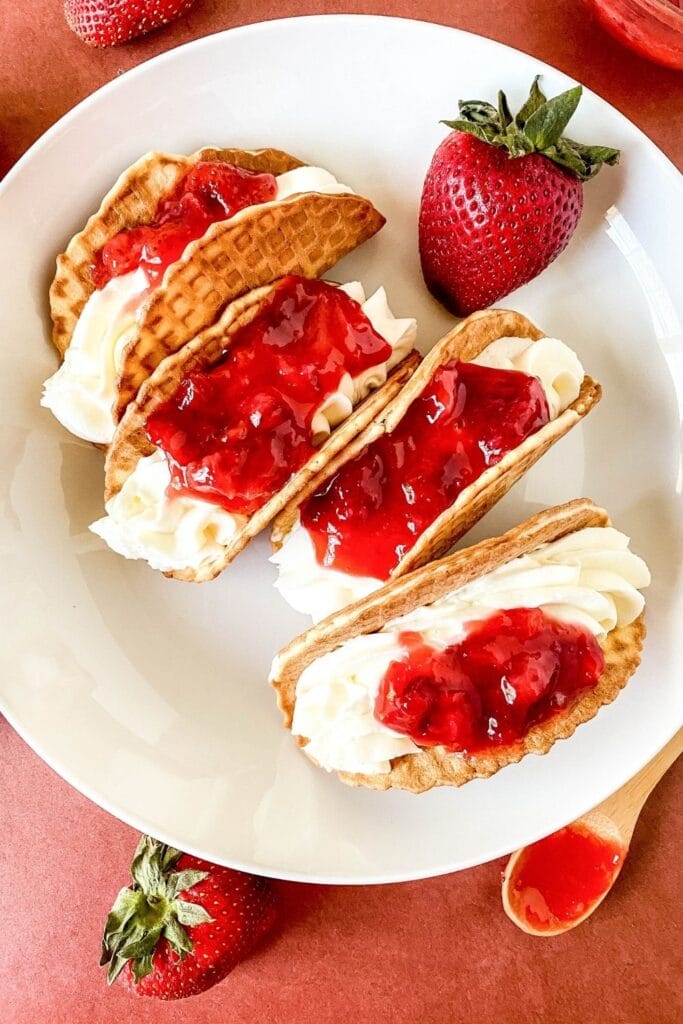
[272,308,601,580]
[104,281,420,583]
[270,499,646,793]
[49,146,385,423]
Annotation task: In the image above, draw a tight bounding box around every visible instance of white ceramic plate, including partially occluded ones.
[1,16,681,883]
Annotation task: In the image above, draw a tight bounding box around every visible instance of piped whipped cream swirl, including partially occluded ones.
[42,268,151,445]
[286,527,650,775]
[471,336,584,419]
[41,165,357,445]
[90,450,245,574]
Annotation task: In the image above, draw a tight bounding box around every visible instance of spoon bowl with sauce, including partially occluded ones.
[502,729,682,936]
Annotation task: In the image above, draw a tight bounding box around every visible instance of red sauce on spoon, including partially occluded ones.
[506,823,626,932]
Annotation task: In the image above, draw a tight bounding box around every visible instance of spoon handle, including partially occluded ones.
[597,729,683,841]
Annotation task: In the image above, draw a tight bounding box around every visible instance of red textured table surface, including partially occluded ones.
[1,3,682,1022]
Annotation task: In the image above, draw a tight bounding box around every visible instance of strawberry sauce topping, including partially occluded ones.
[300,361,550,580]
[91,161,278,289]
[506,823,625,932]
[146,276,393,516]
[374,608,605,752]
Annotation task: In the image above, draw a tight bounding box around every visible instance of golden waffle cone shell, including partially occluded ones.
[115,191,385,418]
[49,147,304,358]
[270,499,646,793]
[49,146,385,423]
[271,308,602,576]
[104,282,420,582]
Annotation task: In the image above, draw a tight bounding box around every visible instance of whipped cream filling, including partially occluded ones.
[274,165,353,200]
[90,281,415,573]
[310,282,416,440]
[471,336,584,419]
[41,165,356,445]
[90,450,246,574]
[273,523,383,623]
[286,527,650,775]
[273,334,586,622]
[42,268,151,444]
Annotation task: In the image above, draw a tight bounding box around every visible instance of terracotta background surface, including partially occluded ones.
[1,2,681,1022]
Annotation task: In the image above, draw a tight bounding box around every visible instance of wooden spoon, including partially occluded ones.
[502,729,683,936]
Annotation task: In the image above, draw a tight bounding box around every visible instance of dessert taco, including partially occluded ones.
[91,275,419,581]
[43,147,385,443]
[271,309,601,621]
[270,500,650,792]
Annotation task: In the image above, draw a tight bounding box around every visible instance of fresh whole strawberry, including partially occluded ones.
[64,0,197,48]
[419,77,620,316]
[100,835,277,999]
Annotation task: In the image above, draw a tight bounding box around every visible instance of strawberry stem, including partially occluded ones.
[100,836,213,986]
[442,76,620,181]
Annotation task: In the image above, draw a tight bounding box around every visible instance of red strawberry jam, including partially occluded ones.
[300,361,550,580]
[374,608,605,752]
[91,161,278,289]
[507,823,626,932]
[146,276,393,515]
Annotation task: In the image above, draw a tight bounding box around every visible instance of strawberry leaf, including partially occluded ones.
[441,77,619,181]
[100,887,143,965]
[574,143,620,165]
[550,138,621,179]
[106,953,129,986]
[503,125,534,158]
[497,90,513,129]
[131,835,165,890]
[175,899,214,927]
[160,844,184,872]
[524,85,582,150]
[168,868,210,898]
[457,99,498,124]
[131,952,155,984]
[565,138,621,170]
[101,835,215,988]
[441,120,494,145]
[516,75,547,126]
[164,915,194,956]
[118,924,164,961]
[543,142,588,178]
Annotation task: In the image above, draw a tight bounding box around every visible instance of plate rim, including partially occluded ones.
[3,699,681,885]
[2,14,682,197]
